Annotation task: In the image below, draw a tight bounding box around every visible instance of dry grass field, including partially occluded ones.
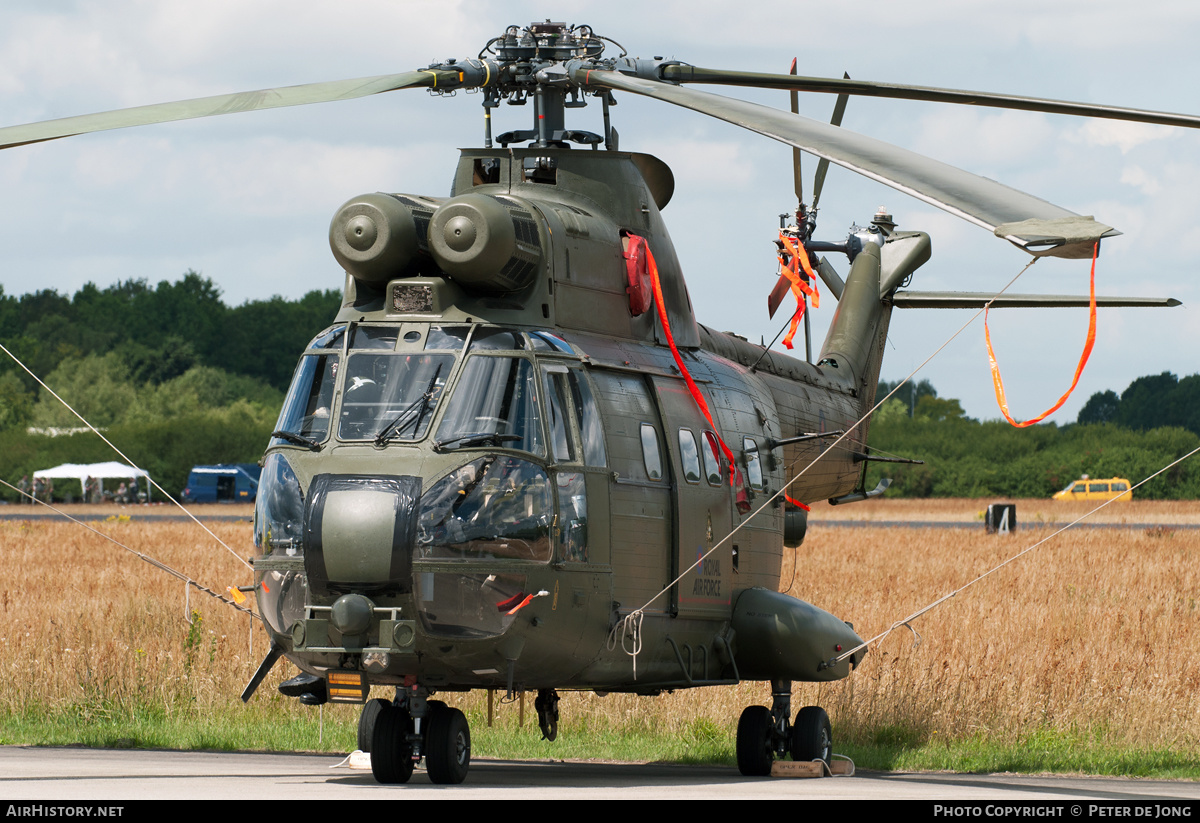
[2,498,1198,769]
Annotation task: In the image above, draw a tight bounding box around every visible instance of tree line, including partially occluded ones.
[1,272,1196,501]
[866,378,1200,499]
[0,273,340,498]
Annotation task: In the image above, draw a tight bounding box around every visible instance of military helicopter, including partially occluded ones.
[2,21,1193,785]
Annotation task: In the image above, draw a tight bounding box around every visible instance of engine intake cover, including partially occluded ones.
[428,193,542,294]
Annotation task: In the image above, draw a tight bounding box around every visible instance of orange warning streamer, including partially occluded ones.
[644,240,739,487]
[986,242,1098,428]
[777,233,820,350]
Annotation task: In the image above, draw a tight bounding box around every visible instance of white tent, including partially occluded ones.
[33,462,151,501]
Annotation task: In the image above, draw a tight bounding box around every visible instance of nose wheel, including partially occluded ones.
[369,691,472,785]
[357,698,390,753]
[370,703,415,784]
[425,703,472,784]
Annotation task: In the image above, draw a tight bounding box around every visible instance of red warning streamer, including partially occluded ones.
[645,241,739,488]
[777,233,820,350]
[784,492,810,512]
[986,242,1098,428]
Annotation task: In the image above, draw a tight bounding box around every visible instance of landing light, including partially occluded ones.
[362,652,390,674]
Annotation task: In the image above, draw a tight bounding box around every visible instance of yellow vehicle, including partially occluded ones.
[1052,476,1133,502]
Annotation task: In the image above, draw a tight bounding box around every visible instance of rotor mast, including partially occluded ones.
[464,22,611,150]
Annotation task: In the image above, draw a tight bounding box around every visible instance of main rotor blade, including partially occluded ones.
[894,291,1181,309]
[812,73,850,210]
[584,70,1115,258]
[663,65,1200,131]
[789,58,803,205]
[0,70,444,150]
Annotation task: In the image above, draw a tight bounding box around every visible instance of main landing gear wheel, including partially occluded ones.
[736,705,775,777]
[790,706,832,765]
[424,704,471,784]
[370,703,415,784]
[357,698,389,753]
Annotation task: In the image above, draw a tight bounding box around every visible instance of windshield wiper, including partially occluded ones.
[374,365,443,447]
[271,430,322,450]
[433,432,521,452]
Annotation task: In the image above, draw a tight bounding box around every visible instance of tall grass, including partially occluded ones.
[2,501,1198,771]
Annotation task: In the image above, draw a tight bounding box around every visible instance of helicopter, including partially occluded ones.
[1,20,1194,785]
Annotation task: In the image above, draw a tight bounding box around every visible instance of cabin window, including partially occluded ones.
[641,423,663,481]
[435,356,545,456]
[702,431,723,485]
[744,437,764,490]
[679,429,701,484]
[1089,483,1109,493]
[337,353,452,442]
[1113,482,1129,491]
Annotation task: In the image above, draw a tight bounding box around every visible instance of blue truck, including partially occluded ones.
[181,464,261,503]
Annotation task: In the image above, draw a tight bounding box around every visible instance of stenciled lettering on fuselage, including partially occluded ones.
[691,546,722,598]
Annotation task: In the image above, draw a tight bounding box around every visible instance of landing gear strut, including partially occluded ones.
[535,689,560,741]
[735,680,832,776]
[369,685,473,785]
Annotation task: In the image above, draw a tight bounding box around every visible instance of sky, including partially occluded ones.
[1,0,1197,423]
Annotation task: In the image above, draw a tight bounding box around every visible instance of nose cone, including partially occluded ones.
[331,593,376,636]
[302,474,421,596]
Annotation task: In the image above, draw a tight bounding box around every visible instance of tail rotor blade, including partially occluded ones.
[768,273,791,319]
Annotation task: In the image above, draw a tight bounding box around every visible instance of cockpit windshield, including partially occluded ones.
[435,356,545,455]
[272,354,337,446]
[339,353,453,442]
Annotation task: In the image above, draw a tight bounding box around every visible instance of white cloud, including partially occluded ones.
[1071,120,1174,154]
[1119,165,1161,195]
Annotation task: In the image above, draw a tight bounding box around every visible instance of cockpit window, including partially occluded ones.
[416,456,552,562]
[435,356,545,456]
[543,368,575,463]
[425,326,470,351]
[468,328,526,351]
[529,331,574,353]
[350,325,399,350]
[306,325,346,350]
[568,369,606,467]
[338,353,453,442]
[273,354,337,445]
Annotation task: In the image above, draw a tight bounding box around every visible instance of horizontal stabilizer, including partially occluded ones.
[893,291,1180,309]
